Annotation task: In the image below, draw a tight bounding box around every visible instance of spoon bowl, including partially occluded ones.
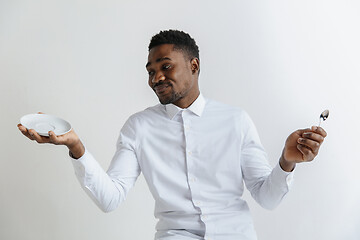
[319,109,329,126]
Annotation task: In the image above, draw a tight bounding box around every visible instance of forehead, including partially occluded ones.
[147,44,186,64]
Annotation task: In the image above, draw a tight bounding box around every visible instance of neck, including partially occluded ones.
[173,90,200,109]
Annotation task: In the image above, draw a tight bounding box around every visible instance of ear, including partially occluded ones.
[190,58,200,75]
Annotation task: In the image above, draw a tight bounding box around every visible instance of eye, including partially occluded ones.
[148,71,154,76]
[163,64,171,70]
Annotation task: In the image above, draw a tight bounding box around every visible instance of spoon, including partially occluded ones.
[318,109,329,127]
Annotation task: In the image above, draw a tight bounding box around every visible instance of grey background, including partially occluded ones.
[1,0,359,239]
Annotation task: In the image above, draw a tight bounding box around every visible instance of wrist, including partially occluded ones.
[279,152,296,172]
[67,140,85,159]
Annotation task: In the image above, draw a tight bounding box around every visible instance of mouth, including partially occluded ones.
[154,84,171,95]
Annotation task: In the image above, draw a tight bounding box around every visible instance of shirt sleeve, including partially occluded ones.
[240,112,294,210]
[71,116,141,213]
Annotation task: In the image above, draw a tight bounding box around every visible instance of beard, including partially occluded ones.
[153,82,182,105]
[153,81,191,106]
[157,90,183,105]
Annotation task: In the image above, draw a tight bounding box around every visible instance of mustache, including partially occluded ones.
[153,81,172,89]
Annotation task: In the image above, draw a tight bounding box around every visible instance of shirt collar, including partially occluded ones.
[165,93,206,120]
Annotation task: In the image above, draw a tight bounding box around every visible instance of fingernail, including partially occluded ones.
[312,126,317,131]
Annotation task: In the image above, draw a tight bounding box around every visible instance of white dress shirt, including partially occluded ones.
[71,93,293,240]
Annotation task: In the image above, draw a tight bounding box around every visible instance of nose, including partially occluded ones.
[152,72,166,85]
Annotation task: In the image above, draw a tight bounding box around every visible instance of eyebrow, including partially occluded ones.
[146,57,172,68]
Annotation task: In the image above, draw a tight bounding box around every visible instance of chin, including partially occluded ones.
[158,95,176,105]
[159,97,171,105]
[157,92,181,105]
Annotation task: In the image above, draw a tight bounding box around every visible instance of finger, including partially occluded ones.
[18,124,33,139]
[297,144,315,162]
[302,131,324,145]
[18,124,27,133]
[27,129,37,140]
[293,128,312,138]
[48,131,60,144]
[297,137,320,154]
[28,129,51,144]
[311,126,327,138]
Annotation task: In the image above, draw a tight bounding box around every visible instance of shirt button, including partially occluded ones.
[286,175,293,185]
[188,151,192,156]
[189,177,196,182]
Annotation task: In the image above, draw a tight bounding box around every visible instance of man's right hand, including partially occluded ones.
[17,113,85,159]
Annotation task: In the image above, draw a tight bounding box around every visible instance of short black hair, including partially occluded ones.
[148,29,200,60]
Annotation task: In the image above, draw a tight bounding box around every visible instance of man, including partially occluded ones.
[18,30,327,240]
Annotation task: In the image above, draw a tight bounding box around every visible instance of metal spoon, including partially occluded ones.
[318,109,329,126]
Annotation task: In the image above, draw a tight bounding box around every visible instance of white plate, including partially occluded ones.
[20,114,72,136]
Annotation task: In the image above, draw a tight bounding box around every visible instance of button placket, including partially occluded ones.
[183,110,204,220]
[189,176,196,182]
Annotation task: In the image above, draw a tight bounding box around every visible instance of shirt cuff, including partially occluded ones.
[70,148,96,179]
[272,162,294,189]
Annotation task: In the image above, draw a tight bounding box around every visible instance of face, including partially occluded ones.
[146,44,200,108]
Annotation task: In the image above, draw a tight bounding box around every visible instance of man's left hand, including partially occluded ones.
[280,126,327,171]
